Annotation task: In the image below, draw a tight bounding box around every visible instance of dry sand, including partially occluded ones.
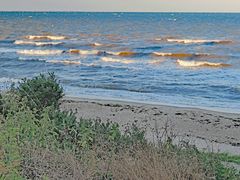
[60,97,240,155]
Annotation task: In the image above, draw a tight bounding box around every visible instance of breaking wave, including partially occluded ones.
[101,57,135,64]
[46,60,82,65]
[176,59,231,68]
[0,77,20,84]
[148,59,164,65]
[167,39,232,44]
[69,49,104,55]
[91,42,103,46]
[14,40,62,46]
[17,50,64,55]
[153,52,211,58]
[88,42,116,47]
[25,35,67,40]
[107,51,136,57]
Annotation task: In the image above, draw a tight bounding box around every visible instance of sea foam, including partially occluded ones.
[101,57,135,64]
[69,49,103,55]
[46,60,81,65]
[107,51,136,57]
[0,77,19,83]
[25,35,67,40]
[167,39,232,44]
[176,59,231,67]
[17,50,64,55]
[148,59,164,65]
[153,52,211,58]
[14,40,62,46]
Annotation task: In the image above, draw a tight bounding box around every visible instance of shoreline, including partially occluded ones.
[60,96,240,155]
[64,94,240,114]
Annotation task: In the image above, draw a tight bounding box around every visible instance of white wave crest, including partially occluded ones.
[69,49,102,55]
[107,51,136,56]
[91,42,103,46]
[153,52,174,56]
[148,59,164,65]
[101,57,135,64]
[46,60,82,65]
[176,59,231,68]
[0,77,19,83]
[153,52,211,58]
[17,50,63,56]
[25,35,67,40]
[167,39,232,44]
[14,40,62,46]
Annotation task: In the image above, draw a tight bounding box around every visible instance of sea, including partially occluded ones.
[0,12,240,113]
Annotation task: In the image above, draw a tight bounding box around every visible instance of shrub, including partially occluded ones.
[0,93,2,113]
[0,73,239,179]
[17,72,63,112]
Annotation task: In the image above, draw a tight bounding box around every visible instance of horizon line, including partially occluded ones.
[0,10,240,13]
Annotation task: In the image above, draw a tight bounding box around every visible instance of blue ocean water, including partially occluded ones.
[0,12,240,112]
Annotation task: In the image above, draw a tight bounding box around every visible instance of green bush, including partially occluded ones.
[16,72,63,112]
[0,73,239,179]
[49,109,145,150]
[0,93,3,115]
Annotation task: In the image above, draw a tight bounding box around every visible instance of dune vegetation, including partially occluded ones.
[0,73,239,179]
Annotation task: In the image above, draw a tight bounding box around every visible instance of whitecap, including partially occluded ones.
[17,50,64,56]
[0,77,19,83]
[89,42,116,47]
[25,35,67,40]
[176,59,231,68]
[167,39,232,44]
[14,40,62,46]
[148,59,164,65]
[46,60,81,65]
[91,42,103,46]
[69,49,103,55]
[107,51,136,57]
[101,57,135,64]
[153,52,210,58]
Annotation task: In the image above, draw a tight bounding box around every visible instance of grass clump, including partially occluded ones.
[218,153,240,165]
[0,73,239,179]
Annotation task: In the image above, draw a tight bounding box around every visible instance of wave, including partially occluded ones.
[18,57,46,61]
[101,57,135,64]
[46,60,81,65]
[25,35,67,40]
[46,60,103,68]
[153,52,211,58]
[91,42,103,46]
[107,51,136,57]
[88,42,116,47]
[153,52,192,58]
[176,59,231,68]
[69,49,104,55]
[154,36,176,41]
[14,40,62,46]
[17,50,64,55]
[0,77,19,83]
[69,49,137,57]
[148,59,164,65]
[167,39,232,44]
[19,57,83,65]
[137,46,162,50]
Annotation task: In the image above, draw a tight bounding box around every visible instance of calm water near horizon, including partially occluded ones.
[0,12,240,112]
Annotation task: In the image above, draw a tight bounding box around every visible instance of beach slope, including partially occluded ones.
[61,97,240,155]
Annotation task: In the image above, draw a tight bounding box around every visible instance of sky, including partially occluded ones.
[0,0,240,12]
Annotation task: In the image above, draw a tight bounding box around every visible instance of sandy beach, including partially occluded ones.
[60,97,240,155]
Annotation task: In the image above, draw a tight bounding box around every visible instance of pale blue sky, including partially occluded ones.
[0,0,240,12]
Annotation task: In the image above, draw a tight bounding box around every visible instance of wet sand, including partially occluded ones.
[60,97,240,155]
